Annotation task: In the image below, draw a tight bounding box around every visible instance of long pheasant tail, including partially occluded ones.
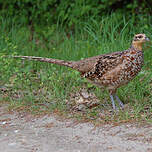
[13,56,74,68]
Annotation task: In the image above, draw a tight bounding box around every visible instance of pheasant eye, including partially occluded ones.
[138,35,142,38]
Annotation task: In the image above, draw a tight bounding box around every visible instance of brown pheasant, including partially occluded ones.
[13,34,149,109]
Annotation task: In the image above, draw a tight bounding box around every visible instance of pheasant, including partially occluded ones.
[13,34,149,109]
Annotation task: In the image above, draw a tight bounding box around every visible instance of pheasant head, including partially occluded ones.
[132,34,149,50]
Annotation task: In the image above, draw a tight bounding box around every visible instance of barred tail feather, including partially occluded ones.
[13,56,74,68]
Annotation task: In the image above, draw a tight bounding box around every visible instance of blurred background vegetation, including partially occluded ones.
[0,0,152,27]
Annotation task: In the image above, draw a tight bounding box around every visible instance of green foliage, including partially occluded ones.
[0,0,151,27]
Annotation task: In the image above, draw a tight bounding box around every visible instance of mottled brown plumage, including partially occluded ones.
[13,34,150,109]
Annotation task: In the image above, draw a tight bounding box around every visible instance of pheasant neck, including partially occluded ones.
[131,42,143,51]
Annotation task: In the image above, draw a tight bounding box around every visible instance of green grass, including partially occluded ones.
[0,13,152,123]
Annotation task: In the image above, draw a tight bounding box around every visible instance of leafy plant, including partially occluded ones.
[0,0,151,27]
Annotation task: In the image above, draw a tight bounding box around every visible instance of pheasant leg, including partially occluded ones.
[110,95,117,110]
[115,95,124,108]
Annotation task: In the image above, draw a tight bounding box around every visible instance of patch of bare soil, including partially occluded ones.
[0,104,152,152]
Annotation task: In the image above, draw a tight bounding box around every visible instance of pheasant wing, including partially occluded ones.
[84,51,124,79]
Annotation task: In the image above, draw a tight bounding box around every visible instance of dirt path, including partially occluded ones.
[0,105,152,152]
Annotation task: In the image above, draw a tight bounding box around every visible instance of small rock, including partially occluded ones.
[8,143,16,146]
[14,130,19,133]
[77,104,86,111]
[76,97,85,104]
[2,121,6,125]
[81,91,89,99]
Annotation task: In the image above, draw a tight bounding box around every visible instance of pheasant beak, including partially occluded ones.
[145,37,150,41]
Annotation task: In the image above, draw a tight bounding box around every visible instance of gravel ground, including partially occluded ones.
[0,105,152,152]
